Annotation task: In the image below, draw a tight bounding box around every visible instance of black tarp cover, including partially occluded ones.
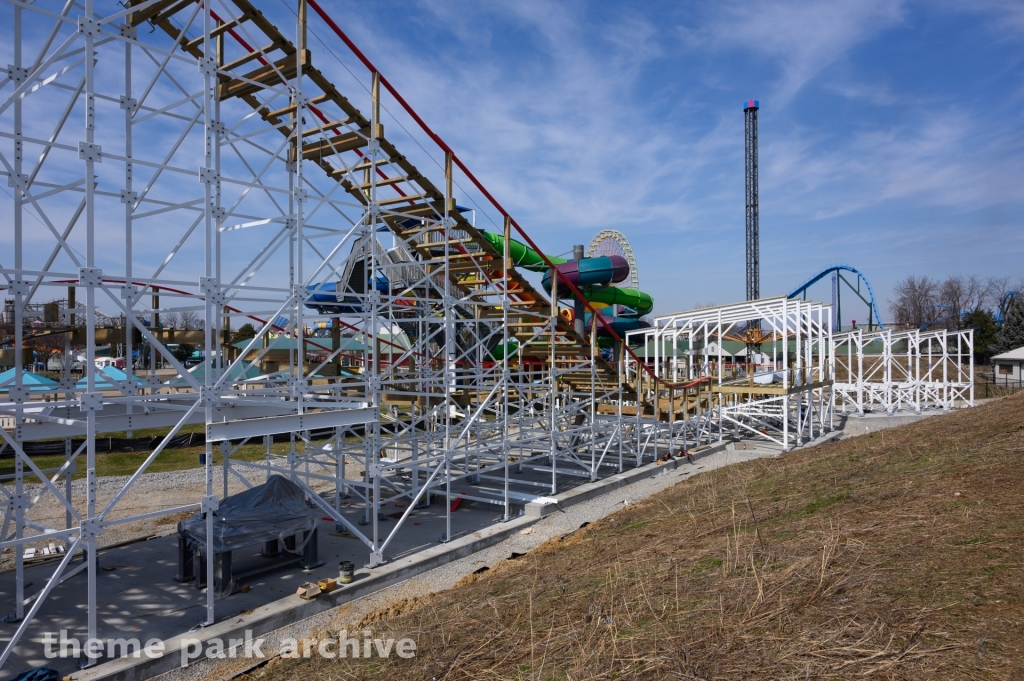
[178,475,318,554]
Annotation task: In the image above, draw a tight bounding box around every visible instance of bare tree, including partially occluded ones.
[161,311,180,329]
[937,275,988,328]
[981,276,1010,312]
[987,276,1024,317]
[179,310,203,329]
[890,275,939,329]
[889,274,1021,330]
[26,331,68,371]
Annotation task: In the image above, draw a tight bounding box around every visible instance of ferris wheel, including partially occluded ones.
[587,230,639,290]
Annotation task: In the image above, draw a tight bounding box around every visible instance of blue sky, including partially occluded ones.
[2,1,1020,325]
[299,0,1024,323]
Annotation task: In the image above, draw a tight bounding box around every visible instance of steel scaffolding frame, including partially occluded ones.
[0,0,693,666]
[832,328,974,415]
[626,297,834,452]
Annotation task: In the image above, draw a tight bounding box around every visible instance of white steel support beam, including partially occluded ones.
[0,1,649,668]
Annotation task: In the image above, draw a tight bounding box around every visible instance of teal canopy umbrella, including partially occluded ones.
[0,368,59,392]
[74,365,148,390]
[166,361,265,387]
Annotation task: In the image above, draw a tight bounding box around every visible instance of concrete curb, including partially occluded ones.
[76,509,536,681]
[525,442,730,517]
[76,448,732,681]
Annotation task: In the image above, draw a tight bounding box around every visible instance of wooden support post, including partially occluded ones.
[297,0,307,54]
[371,71,381,140]
[669,386,675,448]
[503,215,512,270]
[654,372,660,420]
[216,26,224,71]
[445,150,453,212]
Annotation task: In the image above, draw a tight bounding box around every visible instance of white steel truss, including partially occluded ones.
[832,327,974,415]
[0,1,693,669]
[626,297,835,452]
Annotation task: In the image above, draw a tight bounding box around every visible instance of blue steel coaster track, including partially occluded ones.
[788,265,884,331]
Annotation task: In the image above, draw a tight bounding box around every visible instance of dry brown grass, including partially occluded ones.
[252,394,1024,680]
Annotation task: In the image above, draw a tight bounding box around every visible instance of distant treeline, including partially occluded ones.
[889,275,1023,361]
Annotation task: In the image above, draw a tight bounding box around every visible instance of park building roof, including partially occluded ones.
[991,346,1024,362]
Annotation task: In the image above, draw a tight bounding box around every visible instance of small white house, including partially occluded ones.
[990,346,1024,381]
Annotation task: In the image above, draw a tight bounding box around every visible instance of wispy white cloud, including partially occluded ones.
[685,0,906,102]
[825,80,904,106]
[296,0,1024,311]
[309,0,699,243]
[758,107,1024,223]
[935,0,1024,38]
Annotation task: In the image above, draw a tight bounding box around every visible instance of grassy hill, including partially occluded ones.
[255,395,1024,680]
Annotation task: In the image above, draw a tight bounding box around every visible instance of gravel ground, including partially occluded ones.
[152,443,790,681]
[0,463,344,572]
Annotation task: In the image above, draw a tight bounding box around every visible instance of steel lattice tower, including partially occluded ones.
[744,100,760,302]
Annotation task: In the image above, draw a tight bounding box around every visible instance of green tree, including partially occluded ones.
[963,309,999,362]
[996,298,1024,354]
[230,322,256,345]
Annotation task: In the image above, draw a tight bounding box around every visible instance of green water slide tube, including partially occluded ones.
[489,337,519,361]
[584,286,653,317]
[479,231,566,272]
[480,231,653,316]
